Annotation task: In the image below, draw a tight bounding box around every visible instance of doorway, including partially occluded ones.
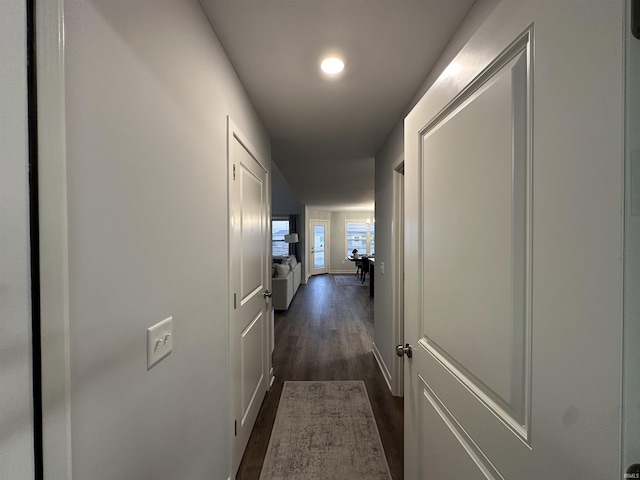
[309,220,329,275]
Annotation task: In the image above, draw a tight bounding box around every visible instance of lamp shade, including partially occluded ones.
[284,233,299,243]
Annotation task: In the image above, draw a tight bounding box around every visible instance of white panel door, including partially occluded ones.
[404,1,625,479]
[229,119,270,475]
[310,220,329,275]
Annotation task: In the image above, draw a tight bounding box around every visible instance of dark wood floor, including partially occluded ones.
[236,274,404,480]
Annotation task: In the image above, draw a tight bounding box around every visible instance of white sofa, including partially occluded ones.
[272,256,302,310]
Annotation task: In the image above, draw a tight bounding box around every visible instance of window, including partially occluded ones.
[346,219,375,256]
[272,219,290,256]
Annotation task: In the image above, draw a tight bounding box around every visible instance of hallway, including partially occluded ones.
[236,275,404,479]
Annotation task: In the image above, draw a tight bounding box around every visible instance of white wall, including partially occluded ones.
[62,1,269,478]
[306,209,331,222]
[272,162,301,216]
[0,1,35,478]
[373,0,499,392]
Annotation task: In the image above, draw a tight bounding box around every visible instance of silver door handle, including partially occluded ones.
[396,343,413,358]
[263,290,272,298]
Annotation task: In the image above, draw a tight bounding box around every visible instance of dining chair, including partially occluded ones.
[355,258,364,277]
[360,257,370,283]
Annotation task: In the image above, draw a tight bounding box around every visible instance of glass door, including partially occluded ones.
[310,221,329,275]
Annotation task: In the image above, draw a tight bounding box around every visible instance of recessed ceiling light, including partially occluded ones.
[320,57,345,75]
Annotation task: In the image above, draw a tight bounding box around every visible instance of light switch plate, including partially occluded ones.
[147,316,173,369]
[380,262,385,274]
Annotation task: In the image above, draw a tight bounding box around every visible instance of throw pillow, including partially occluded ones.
[275,264,290,278]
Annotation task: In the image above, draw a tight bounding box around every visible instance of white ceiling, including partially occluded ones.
[200,0,476,210]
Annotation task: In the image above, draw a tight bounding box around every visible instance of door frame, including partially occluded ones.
[391,160,405,397]
[36,0,74,478]
[227,117,272,477]
[623,0,640,470]
[309,219,329,275]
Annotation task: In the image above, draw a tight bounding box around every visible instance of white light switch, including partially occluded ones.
[380,262,384,275]
[147,316,173,369]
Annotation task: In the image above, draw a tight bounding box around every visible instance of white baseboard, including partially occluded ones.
[329,269,357,275]
[372,343,393,393]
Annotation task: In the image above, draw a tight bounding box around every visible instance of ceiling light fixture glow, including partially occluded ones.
[321,57,345,75]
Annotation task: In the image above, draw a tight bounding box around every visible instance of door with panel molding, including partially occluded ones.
[228,118,270,476]
[403,1,626,478]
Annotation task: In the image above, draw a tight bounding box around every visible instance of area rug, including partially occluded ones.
[259,381,391,480]
[333,275,369,287]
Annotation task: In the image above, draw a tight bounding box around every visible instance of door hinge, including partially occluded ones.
[233,293,237,309]
[233,164,236,180]
[633,0,640,39]
[234,420,237,436]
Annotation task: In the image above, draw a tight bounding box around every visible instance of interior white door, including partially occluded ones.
[310,220,329,275]
[228,118,270,475]
[404,1,626,478]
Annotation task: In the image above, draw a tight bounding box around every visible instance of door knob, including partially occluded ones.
[263,290,272,298]
[396,343,413,358]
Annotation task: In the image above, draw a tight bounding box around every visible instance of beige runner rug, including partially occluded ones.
[259,381,391,480]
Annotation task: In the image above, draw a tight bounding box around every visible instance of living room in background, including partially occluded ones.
[346,219,375,257]
[272,217,290,257]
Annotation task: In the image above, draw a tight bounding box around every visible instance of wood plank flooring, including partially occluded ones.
[236,274,404,480]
